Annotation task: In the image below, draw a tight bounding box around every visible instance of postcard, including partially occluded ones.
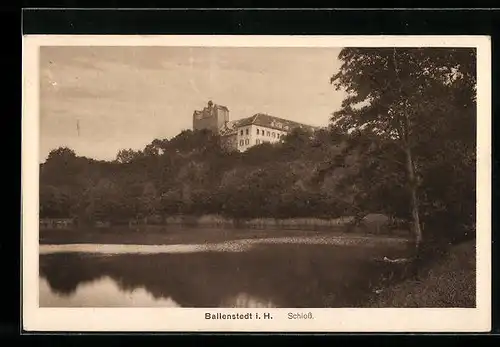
[22,34,491,332]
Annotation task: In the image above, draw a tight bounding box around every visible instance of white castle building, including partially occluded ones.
[192,100,318,152]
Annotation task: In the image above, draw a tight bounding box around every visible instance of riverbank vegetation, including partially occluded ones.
[367,239,476,307]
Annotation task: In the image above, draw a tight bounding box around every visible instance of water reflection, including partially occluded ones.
[40,275,277,308]
[40,243,407,308]
[223,293,276,308]
[39,276,180,307]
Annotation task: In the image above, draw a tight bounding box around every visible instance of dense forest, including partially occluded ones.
[40,47,477,246]
[40,127,354,222]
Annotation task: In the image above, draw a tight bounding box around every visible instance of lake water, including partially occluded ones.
[39,236,408,308]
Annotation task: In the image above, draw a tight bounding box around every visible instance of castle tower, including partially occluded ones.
[192,100,229,133]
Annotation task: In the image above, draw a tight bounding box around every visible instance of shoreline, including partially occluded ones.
[39,234,410,255]
[40,228,411,249]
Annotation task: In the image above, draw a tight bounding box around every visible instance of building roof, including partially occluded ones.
[220,113,319,136]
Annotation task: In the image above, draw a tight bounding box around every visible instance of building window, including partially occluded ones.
[266,131,270,136]
[257,129,260,135]
[272,132,276,138]
[240,130,244,136]
[246,128,249,135]
[239,140,244,146]
[245,139,249,145]
[256,139,260,145]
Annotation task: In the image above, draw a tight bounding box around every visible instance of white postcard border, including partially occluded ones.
[22,35,491,332]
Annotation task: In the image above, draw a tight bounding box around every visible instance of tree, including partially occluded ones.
[329,47,476,255]
[40,184,72,218]
[281,127,314,159]
[138,181,160,223]
[165,129,221,155]
[46,147,77,162]
[144,139,169,157]
[82,178,125,223]
[116,148,142,164]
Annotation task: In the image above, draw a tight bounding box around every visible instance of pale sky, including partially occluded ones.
[40,46,345,162]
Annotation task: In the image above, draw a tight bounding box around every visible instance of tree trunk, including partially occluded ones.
[404,144,423,258]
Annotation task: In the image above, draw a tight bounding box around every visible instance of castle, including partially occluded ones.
[192,101,319,152]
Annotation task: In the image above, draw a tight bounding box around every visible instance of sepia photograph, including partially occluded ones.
[22,35,491,332]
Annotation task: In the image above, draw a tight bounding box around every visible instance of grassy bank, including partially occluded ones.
[42,214,410,235]
[366,240,476,308]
